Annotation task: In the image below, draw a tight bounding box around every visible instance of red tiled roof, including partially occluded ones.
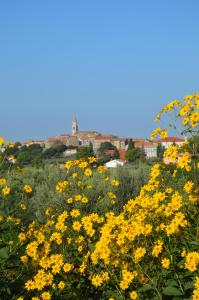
[135,141,157,148]
[77,131,100,135]
[79,137,91,141]
[94,135,114,140]
[112,138,126,141]
[155,137,185,143]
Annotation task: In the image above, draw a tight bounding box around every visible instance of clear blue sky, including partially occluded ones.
[0,1,198,142]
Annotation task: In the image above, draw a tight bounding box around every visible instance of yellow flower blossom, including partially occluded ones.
[2,186,10,196]
[23,184,32,193]
[161,258,170,269]
[84,168,92,176]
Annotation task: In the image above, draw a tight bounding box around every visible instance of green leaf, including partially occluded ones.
[184,281,193,290]
[162,286,183,296]
[165,279,178,287]
[138,284,154,292]
[152,277,157,287]
[0,247,9,259]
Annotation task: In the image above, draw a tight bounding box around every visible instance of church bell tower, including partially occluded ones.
[72,117,78,136]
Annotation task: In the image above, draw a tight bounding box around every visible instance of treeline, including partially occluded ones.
[4,143,75,166]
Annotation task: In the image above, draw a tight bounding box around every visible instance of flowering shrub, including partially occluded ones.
[0,93,199,300]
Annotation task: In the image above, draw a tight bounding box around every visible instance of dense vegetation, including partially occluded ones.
[0,93,198,300]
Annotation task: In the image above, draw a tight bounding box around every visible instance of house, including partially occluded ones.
[63,149,77,157]
[112,138,126,150]
[22,139,45,147]
[92,135,115,151]
[79,137,91,147]
[105,159,125,168]
[46,135,79,148]
[134,141,157,158]
[155,137,185,149]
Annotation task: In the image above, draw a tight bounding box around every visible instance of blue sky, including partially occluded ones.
[0,1,198,141]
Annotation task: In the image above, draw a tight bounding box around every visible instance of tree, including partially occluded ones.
[125,148,141,163]
[76,145,95,160]
[97,142,119,163]
[157,143,165,159]
[185,136,199,160]
[98,142,115,151]
[113,147,120,159]
[127,139,135,150]
[14,143,43,166]
[125,139,141,162]
[43,143,67,159]
[124,139,129,146]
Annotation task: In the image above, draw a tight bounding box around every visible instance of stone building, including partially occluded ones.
[45,135,79,148]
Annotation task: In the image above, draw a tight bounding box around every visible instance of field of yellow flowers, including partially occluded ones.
[0,93,199,300]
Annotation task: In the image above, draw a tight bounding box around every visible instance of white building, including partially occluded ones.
[105,159,125,168]
[135,141,157,158]
[155,137,185,149]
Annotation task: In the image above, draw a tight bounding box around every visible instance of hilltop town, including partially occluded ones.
[22,117,185,161]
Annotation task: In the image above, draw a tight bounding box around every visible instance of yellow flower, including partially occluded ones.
[58,281,65,289]
[98,165,106,173]
[107,192,116,199]
[72,221,82,232]
[23,184,32,193]
[152,240,163,257]
[75,194,82,201]
[72,172,78,178]
[0,178,6,185]
[130,291,138,299]
[70,209,80,218]
[111,179,120,186]
[91,274,103,287]
[160,129,168,139]
[88,156,96,163]
[81,196,89,203]
[184,94,193,101]
[184,181,194,193]
[0,136,4,147]
[20,203,26,210]
[2,186,10,196]
[181,249,186,257]
[56,181,68,192]
[41,291,51,300]
[119,280,129,290]
[78,245,83,252]
[18,232,26,243]
[20,255,28,264]
[185,252,199,272]
[84,168,92,176]
[182,117,189,126]
[161,258,170,269]
[67,197,73,204]
[45,207,52,216]
[25,280,35,291]
[150,127,161,140]
[179,105,189,116]
[63,263,73,272]
[65,160,72,170]
[134,247,146,262]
